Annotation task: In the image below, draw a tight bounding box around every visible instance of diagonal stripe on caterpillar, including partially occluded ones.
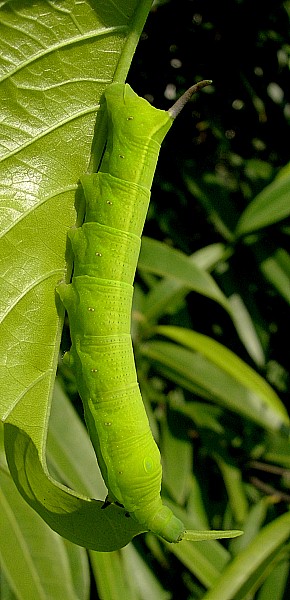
[57,81,211,543]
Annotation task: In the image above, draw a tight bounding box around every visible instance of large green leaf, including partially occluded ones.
[0,0,152,551]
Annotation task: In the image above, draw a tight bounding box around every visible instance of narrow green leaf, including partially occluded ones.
[186,475,211,529]
[260,248,290,305]
[141,242,231,322]
[215,457,248,524]
[142,338,288,433]
[156,326,289,429]
[89,550,139,600]
[62,539,90,600]
[166,539,230,589]
[230,499,269,555]
[161,418,193,505]
[0,467,84,600]
[89,544,171,600]
[0,568,17,600]
[170,399,224,435]
[202,512,290,600]
[257,559,290,600]
[263,431,290,468]
[122,544,172,600]
[228,293,265,366]
[235,170,290,236]
[139,237,231,313]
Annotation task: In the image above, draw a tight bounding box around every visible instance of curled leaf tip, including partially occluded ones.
[168,79,213,119]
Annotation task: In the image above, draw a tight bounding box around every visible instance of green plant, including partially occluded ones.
[1,0,289,598]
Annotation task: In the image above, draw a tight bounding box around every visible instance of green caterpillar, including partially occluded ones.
[57,81,211,543]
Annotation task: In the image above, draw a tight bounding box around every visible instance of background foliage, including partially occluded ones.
[0,0,290,598]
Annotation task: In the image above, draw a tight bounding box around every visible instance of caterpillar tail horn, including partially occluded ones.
[168,79,212,119]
